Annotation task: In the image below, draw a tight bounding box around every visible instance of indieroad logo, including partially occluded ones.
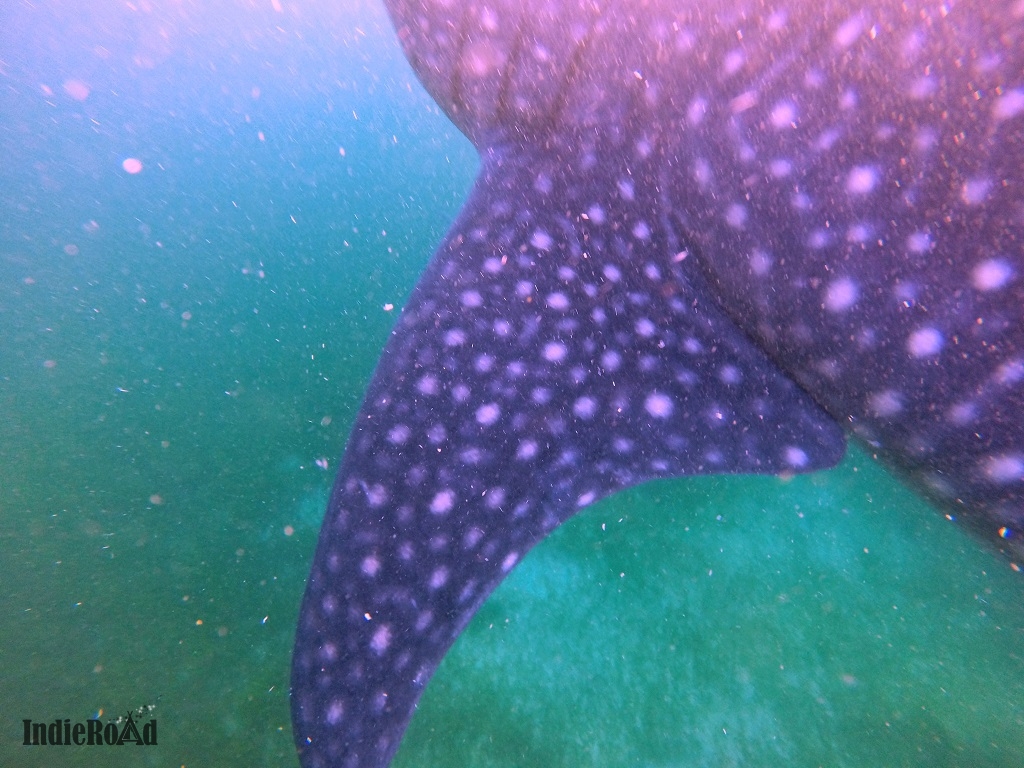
[22,703,158,747]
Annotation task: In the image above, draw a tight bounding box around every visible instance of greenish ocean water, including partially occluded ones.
[0,2,1021,767]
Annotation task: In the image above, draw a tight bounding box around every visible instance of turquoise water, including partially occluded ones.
[0,2,1021,767]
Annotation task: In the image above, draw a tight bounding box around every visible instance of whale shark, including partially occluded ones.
[291,0,1024,765]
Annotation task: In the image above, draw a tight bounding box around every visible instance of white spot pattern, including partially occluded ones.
[644,392,674,418]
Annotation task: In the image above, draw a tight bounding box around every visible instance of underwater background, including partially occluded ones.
[0,1,1022,766]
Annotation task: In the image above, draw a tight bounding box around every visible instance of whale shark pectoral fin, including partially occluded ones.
[290,145,846,768]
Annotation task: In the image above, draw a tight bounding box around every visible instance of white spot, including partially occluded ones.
[461,290,483,308]
[948,402,977,425]
[452,383,470,402]
[485,487,507,509]
[493,318,513,337]
[501,551,519,572]
[770,101,798,128]
[817,127,841,150]
[906,231,931,253]
[868,390,904,417]
[429,567,449,589]
[388,424,411,444]
[427,424,446,444]
[326,700,344,725]
[767,9,789,30]
[687,97,708,125]
[574,396,598,419]
[725,203,747,229]
[417,375,439,395]
[463,527,484,549]
[994,88,1024,121]
[997,359,1024,384]
[644,263,662,280]
[370,625,391,655]
[460,447,483,464]
[632,220,651,240]
[834,16,864,48]
[644,392,674,418]
[730,91,757,113]
[784,446,809,469]
[532,386,552,404]
[480,7,498,31]
[530,230,553,251]
[547,292,570,310]
[961,177,993,205]
[361,556,381,577]
[908,76,936,99]
[846,165,878,195]
[893,281,918,304]
[475,354,494,372]
[847,223,872,243]
[476,402,501,426]
[517,439,539,460]
[586,204,606,224]
[972,258,1013,291]
[603,264,622,283]
[718,365,741,385]
[749,249,773,276]
[722,48,745,75]
[463,42,503,78]
[483,257,503,273]
[825,277,859,312]
[913,128,939,153]
[577,490,597,507]
[981,454,1024,484]
[693,158,713,186]
[515,280,533,298]
[364,484,388,508]
[543,341,567,362]
[414,610,433,632]
[444,328,467,346]
[808,229,831,249]
[601,349,622,371]
[430,489,455,515]
[617,178,635,201]
[769,158,792,178]
[907,327,943,358]
[684,337,703,354]
[635,318,656,337]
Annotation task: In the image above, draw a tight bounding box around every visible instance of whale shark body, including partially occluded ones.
[291,1,1023,765]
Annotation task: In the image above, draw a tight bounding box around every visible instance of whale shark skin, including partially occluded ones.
[291,1,1024,765]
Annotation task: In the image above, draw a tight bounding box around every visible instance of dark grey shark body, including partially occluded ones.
[292,1,1024,765]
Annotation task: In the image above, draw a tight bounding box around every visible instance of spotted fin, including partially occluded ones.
[290,134,845,766]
